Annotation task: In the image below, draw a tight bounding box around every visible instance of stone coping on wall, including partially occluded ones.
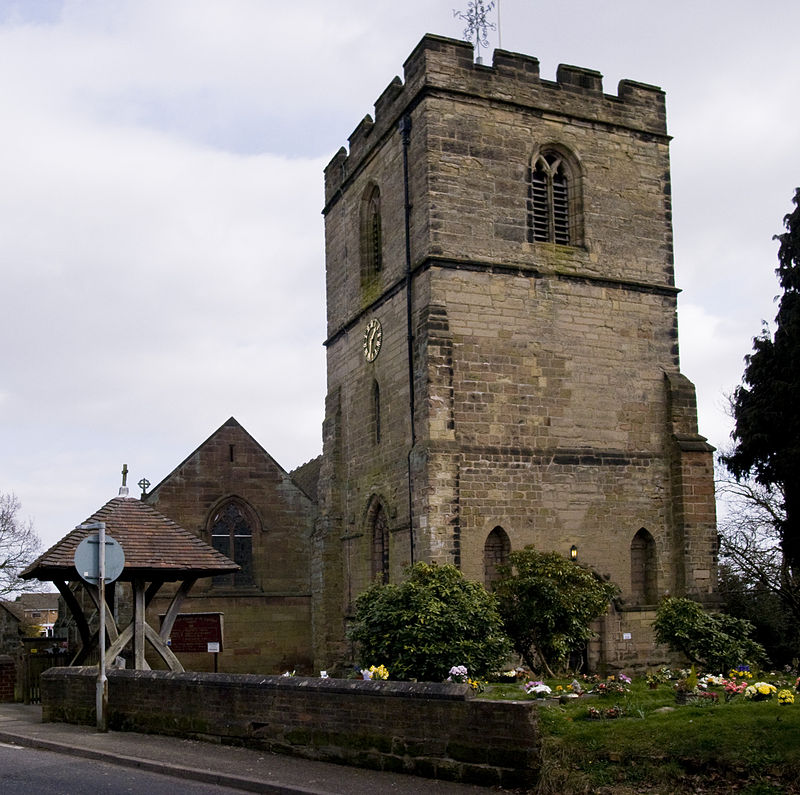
[41,667,539,788]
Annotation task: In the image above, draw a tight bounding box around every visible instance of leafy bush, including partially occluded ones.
[348,562,511,681]
[718,563,797,667]
[653,596,766,672]
[493,546,618,676]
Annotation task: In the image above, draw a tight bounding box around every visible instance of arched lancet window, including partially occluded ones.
[630,527,657,604]
[210,500,254,588]
[529,150,575,245]
[361,184,382,276]
[484,526,511,588]
[371,503,389,584]
[373,380,381,444]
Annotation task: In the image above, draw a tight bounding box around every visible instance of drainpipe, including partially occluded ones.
[399,114,415,564]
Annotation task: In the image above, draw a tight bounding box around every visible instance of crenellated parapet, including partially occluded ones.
[324,33,667,206]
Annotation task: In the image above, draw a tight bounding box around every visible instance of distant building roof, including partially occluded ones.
[0,600,24,623]
[18,593,59,612]
[21,497,239,583]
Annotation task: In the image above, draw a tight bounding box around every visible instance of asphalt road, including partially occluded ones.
[0,741,246,794]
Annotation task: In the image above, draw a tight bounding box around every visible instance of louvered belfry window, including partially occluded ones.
[370,195,382,271]
[530,152,570,245]
[363,186,382,274]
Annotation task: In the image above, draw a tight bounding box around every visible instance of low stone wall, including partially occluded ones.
[0,655,15,702]
[41,668,539,787]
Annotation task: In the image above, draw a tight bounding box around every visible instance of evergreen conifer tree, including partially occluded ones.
[722,188,800,574]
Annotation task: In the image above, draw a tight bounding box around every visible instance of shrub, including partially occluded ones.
[347,562,511,681]
[493,546,618,676]
[652,596,766,672]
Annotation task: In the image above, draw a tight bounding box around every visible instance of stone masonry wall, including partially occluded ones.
[588,607,677,673]
[317,33,716,668]
[0,655,15,702]
[418,268,683,598]
[42,667,539,788]
[145,418,315,674]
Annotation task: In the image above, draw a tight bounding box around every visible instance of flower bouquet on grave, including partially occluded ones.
[524,680,552,699]
[744,682,777,701]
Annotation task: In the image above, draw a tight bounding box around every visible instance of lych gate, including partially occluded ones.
[21,496,239,671]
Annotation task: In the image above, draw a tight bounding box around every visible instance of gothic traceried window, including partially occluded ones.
[371,504,389,584]
[210,500,254,588]
[529,151,573,245]
[484,526,511,588]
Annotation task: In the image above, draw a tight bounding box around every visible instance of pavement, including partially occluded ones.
[0,703,495,794]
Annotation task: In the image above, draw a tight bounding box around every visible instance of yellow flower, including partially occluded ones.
[368,664,389,680]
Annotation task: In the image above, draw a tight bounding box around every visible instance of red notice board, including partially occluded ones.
[161,612,224,654]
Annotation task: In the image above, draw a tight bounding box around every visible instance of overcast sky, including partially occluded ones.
[2,0,798,553]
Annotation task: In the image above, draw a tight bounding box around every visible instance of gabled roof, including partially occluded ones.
[0,600,24,623]
[21,497,239,583]
[147,416,295,497]
[18,592,59,611]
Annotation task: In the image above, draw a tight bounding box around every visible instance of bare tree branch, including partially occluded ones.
[0,492,42,598]
[715,455,800,624]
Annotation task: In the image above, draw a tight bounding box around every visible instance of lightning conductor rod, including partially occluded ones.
[497,0,502,50]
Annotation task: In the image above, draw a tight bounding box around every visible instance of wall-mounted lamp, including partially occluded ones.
[569,545,578,561]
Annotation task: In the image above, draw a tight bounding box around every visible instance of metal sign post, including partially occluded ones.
[97,522,106,732]
[74,523,125,733]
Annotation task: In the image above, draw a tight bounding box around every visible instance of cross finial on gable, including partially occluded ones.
[119,463,129,496]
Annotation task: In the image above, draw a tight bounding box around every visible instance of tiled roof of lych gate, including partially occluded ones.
[21,497,239,583]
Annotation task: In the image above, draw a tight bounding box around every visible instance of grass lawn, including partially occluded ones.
[480,679,800,794]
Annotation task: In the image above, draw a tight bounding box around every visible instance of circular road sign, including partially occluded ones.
[74,534,126,585]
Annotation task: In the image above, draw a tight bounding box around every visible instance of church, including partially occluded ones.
[144,34,717,675]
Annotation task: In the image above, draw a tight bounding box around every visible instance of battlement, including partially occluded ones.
[324,34,667,206]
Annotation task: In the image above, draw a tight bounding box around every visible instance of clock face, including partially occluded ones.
[363,318,382,362]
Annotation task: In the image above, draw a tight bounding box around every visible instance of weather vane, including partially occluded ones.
[453,1,497,63]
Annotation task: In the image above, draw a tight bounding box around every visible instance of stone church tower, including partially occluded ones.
[315,34,717,670]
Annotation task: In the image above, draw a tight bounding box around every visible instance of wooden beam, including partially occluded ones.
[83,582,120,643]
[133,579,146,670]
[104,623,134,663]
[159,577,198,641]
[144,580,163,607]
[53,580,91,663]
[144,623,184,673]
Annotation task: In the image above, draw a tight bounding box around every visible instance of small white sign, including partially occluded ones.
[622,632,632,640]
[207,642,220,653]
